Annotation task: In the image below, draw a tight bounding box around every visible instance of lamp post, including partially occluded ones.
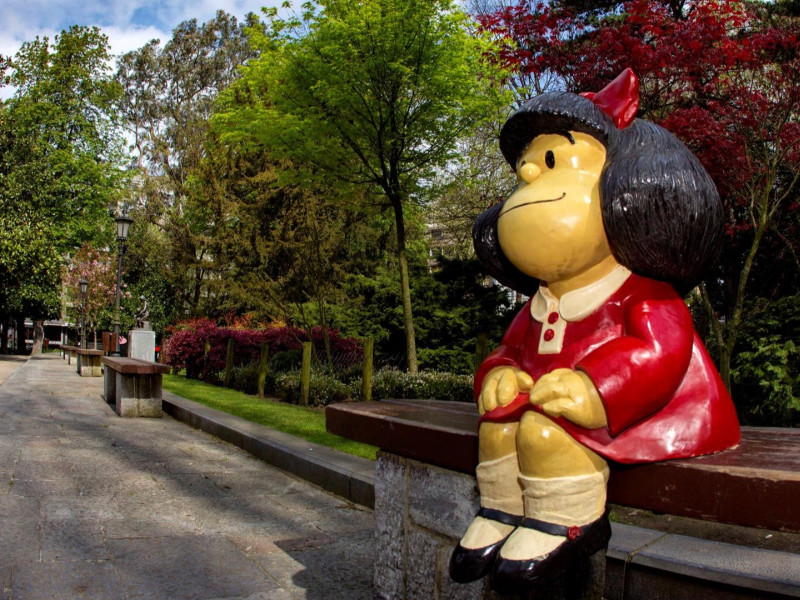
[79,277,88,349]
[112,213,133,357]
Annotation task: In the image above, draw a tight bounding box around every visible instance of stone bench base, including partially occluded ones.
[102,357,169,418]
[76,350,103,377]
[375,451,606,600]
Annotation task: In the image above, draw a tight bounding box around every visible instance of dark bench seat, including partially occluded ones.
[326,399,800,533]
[102,357,170,418]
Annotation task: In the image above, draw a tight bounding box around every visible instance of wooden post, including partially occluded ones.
[257,342,269,398]
[202,337,211,378]
[300,341,312,406]
[224,338,235,387]
[475,332,489,372]
[361,338,374,402]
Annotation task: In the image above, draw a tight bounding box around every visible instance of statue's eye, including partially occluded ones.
[545,151,555,169]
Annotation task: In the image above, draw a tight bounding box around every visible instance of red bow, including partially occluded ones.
[580,68,639,129]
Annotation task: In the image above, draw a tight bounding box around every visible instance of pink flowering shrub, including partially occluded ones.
[163,319,362,381]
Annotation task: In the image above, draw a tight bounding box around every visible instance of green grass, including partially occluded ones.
[162,374,377,461]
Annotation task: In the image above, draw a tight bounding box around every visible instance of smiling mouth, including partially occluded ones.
[499,193,566,217]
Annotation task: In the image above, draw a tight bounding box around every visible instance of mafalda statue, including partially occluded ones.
[450,69,741,595]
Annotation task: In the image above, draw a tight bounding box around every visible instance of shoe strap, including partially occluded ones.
[519,516,596,542]
[520,517,571,536]
[477,507,523,527]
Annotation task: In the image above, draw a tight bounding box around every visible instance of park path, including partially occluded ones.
[0,354,374,600]
[0,356,27,387]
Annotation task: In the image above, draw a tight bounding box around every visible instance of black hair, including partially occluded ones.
[474,92,723,295]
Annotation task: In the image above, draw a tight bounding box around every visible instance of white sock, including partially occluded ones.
[460,453,523,549]
[499,468,609,561]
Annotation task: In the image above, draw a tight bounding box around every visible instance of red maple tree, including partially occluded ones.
[477,0,800,393]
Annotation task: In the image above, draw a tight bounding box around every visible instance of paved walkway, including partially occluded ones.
[0,354,375,600]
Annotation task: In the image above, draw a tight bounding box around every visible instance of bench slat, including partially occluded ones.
[102,357,170,375]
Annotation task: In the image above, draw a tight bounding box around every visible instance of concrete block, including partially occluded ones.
[406,527,441,600]
[128,328,156,362]
[115,372,162,417]
[628,533,800,599]
[78,355,102,377]
[374,453,408,600]
[408,459,479,540]
[605,523,668,600]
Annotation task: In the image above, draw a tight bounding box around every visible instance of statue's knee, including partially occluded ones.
[517,411,566,456]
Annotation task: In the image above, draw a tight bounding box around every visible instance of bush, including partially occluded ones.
[417,348,475,375]
[370,369,473,403]
[162,320,362,383]
[231,361,277,396]
[274,370,354,407]
[732,336,800,427]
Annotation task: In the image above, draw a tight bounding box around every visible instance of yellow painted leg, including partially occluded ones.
[479,421,519,463]
[516,411,606,478]
[499,411,609,562]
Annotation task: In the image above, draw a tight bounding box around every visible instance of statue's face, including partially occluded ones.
[497,131,612,285]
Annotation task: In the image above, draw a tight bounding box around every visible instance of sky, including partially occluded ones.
[1,0,284,94]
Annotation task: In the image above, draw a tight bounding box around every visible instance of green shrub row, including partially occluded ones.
[229,360,474,407]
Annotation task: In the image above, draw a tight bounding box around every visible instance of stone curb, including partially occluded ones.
[161,392,375,508]
[161,393,800,599]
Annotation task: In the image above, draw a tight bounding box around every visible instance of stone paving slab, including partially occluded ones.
[0,355,374,599]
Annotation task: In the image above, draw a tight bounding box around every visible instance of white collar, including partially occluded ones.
[531,265,631,322]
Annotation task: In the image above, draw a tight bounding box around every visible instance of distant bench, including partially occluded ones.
[61,345,78,364]
[61,345,103,377]
[327,399,800,532]
[75,348,103,377]
[102,356,170,418]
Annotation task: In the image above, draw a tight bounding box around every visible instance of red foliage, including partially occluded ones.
[479,0,800,296]
[65,244,122,333]
[162,320,363,380]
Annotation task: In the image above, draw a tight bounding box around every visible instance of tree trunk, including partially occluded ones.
[391,199,418,373]
[31,320,45,355]
[15,314,25,355]
[317,296,333,371]
[1,319,8,354]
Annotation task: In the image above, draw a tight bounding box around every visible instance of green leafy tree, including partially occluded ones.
[215,0,508,372]
[0,210,61,353]
[115,12,259,315]
[0,26,123,352]
[186,128,387,367]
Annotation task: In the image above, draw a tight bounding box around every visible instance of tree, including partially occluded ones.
[0,26,123,352]
[0,210,61,353]
[64,244,120,346]
[478,0,800,410]
[185,127,387,367]
[215,0,508,372]
[115,12,259,315]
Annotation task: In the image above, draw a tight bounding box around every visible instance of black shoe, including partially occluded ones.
[449,507,522,583]
[490,511,611,595]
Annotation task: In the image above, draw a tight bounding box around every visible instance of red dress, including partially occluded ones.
[477,271,740,464]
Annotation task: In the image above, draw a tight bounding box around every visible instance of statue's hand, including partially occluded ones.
[478,366,534,416]
[529,369,607,429]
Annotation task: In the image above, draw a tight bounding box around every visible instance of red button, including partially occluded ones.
[547,312,559,324]
[543,329,555,341]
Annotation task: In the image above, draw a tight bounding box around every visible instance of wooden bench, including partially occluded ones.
[102,356,170,418]
[326,399,800,533]
[75,348,104,377]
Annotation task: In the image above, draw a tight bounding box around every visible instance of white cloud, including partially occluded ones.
[1,0,287,99]
[102,25,170,58]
